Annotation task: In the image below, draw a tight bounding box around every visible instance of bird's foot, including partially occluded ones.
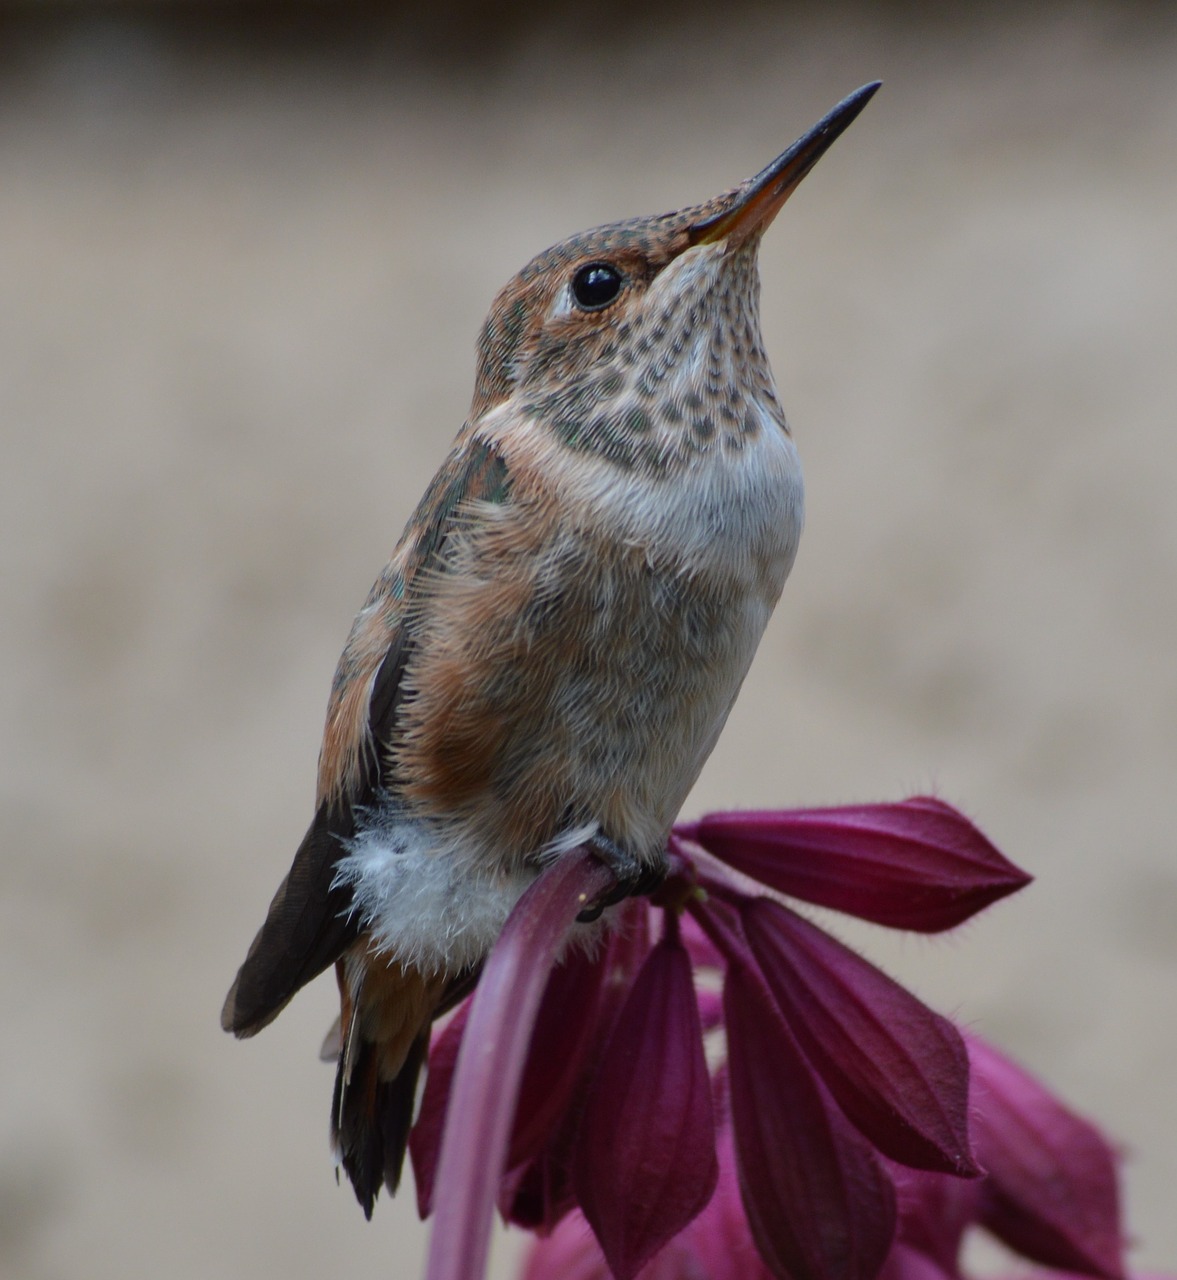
[576,835,669,923]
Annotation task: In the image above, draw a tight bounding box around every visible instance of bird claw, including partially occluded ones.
[576,835,669,922]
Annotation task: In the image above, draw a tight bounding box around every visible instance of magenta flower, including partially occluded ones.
[523,1033,1135,1280]
[415,797,1031,1280]
[521,1119,772,1280]
[883,1033,1128,1280]
[965,1035,1126,1280]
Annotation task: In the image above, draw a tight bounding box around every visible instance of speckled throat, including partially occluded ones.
[521,237,788,477]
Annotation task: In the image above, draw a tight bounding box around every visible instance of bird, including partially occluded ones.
[221,81,880,1218]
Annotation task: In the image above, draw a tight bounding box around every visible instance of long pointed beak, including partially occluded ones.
[690,81,881,247]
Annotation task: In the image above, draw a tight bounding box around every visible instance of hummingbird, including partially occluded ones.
[222,82,880,1218]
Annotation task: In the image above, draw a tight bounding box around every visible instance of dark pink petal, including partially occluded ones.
[743,898,977,1177]
[409,999,472,1218]
[501,1140,580,1234]
[724,960,897,1280]
[685,797,1030,932]
[967,1036,1126,1280]
[499,1057,582,1232]
[508,941,613,1171]
[500,1016,594,1232]
[423,849,615,1280]
[573,929,718,1280]
[524,1128,775,1280]
[686,892,757,970]
[502,905,654,1233]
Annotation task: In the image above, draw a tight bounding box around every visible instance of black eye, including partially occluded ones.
[571,262,623,310]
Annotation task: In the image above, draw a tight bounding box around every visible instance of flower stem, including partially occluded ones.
[423,847,615,1280]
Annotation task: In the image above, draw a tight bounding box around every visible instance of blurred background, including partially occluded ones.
[1,3,1175,1277]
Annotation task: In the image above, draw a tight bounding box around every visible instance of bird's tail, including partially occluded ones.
[328,953,434,1217]
[332,1023,429,1218]
[328,952,479,1217]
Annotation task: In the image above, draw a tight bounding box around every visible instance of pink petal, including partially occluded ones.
[743,898,977,1177]
[423,849,616,1280]
[696,987,724,1033]
[409,999,472,1219]
[670,1123,776,1280]
[889,1164,982,1273]
[686,797,1030,932]
[678,909,726,970]
[878,1243,957,1280]
[420,948,615,1230]
[573,929,719,1280]
[724,960,897,1280]
[967,1036,1126,1280]
[521,1212,612,1280]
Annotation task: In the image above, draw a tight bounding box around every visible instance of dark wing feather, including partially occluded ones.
[221,434,511,1038]
[220,804,358,1036]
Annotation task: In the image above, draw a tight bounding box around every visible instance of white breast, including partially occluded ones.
[519,400,804,593]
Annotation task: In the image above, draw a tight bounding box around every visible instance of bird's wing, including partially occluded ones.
[221,431,512,1037]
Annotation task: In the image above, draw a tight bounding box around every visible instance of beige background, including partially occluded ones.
[1,6,1174,1278]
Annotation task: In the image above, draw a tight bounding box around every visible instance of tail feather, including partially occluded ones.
[332,1031,428,1218]
[328,956,480,1216]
